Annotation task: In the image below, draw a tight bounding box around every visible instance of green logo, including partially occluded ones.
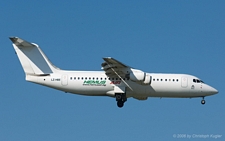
[83,80,106,86]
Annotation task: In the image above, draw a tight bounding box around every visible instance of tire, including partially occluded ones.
[201,100,205,105]
[117,101,124,108]
[116,94,122,101]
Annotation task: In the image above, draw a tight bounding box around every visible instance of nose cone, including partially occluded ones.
[205,85,218,95]
[210,87,218,95]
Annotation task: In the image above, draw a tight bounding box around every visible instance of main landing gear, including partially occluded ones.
[115,93,127,108]
[201,97,205,105]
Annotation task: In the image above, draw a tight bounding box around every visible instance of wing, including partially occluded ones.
[102,57,129,68]
[102,57,134,91]
[101,57,130,77]
[101,57,152,85]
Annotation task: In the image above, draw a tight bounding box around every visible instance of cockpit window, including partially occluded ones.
[193,79,204,83]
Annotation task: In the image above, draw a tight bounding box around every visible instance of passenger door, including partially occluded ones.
[181,77,188,88]
[61,75,68,86]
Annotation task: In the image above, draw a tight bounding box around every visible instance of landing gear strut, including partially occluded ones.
[115,93,127,108]
[201,97,205,105]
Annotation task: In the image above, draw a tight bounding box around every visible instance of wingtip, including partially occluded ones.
[9,37,23,44]
[9,37,18,43]
[9,37,27,46]
[103,57,112,59]
[9,37,34,47]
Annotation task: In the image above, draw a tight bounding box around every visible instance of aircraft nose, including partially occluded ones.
[211,87,218,94]
[206,85,218,95]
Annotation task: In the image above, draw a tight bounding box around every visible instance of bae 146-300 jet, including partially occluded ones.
[9,37,218,108]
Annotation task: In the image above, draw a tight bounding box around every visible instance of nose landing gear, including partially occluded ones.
[201,97,205,105]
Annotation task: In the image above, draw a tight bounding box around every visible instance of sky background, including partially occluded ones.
[1,1,225,140]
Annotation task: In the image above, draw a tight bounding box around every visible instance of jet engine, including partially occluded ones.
[129,69,151,85]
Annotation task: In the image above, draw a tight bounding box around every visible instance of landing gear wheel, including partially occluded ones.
[115,93,126,108]
[116,94,122,101]
[201,99,205,105]
[117,101,124,108]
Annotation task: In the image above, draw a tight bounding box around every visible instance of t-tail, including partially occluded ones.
[10,37,60,82]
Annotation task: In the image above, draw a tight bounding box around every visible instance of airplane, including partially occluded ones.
[9,37,218,108]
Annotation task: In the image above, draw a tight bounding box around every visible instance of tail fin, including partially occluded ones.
[10,37,60,75]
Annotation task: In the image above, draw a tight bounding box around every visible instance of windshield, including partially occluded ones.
[193,79,204,83]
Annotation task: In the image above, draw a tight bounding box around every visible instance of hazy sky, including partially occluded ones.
[1,1,224,140]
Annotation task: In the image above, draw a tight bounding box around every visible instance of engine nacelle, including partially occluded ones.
[142,74,151,85]
[130,69,145,82]
[129,69,151,85]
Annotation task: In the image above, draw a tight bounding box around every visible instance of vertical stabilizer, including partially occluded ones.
[10,37,60,75]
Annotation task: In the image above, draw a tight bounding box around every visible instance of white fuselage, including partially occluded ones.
[26,71,217,100]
